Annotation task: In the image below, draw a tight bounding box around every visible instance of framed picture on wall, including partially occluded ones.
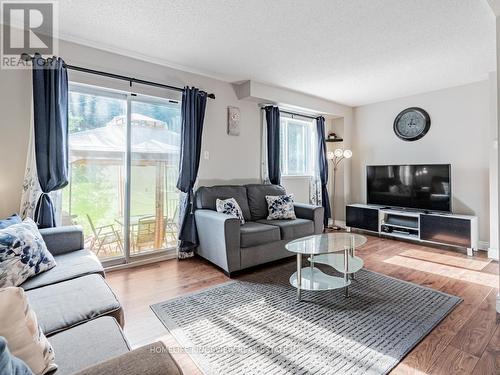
[227,106,241,136]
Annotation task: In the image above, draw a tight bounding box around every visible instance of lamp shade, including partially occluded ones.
[334,148,343,157]
[343,149,353,159]
[327,151,335,160]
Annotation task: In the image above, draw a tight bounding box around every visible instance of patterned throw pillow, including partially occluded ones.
[216,198,245,224]
[0,214,22,230]
[0,219,56,288]
[266,194,297,220]
[0,288,57,374]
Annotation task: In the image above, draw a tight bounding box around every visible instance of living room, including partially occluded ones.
[0,1,499,374]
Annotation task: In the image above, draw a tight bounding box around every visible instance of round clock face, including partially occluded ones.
[393,107,430,141]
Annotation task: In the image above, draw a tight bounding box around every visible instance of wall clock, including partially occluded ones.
[393,107,431,141]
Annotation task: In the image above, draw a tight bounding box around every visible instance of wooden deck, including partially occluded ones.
[106,234,499,374]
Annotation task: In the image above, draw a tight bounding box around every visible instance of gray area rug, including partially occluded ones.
[151,262,461,375]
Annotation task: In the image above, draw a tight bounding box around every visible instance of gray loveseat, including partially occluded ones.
[14,226,182,375]
[194,184,324,275]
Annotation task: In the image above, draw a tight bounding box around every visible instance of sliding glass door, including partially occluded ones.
[129,98,181,257]
[62,83,181,265]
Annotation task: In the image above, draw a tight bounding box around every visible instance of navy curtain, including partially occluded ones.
[177,87,207,257]
[316,116,331,227]
[265,106,281,185]
[32,55,69,228]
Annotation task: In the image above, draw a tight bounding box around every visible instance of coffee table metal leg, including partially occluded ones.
[297,253,302,301]
[349,236,355,280]
[344,248,349,298]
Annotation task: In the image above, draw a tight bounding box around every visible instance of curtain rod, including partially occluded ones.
[20,53,216,99]
[260,106,321,120]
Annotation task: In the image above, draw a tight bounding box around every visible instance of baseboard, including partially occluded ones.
[330,219,346,227]
[478,241,490,251]
[488,247,499,260]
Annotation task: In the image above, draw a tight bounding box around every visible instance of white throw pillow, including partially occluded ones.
[266,194,297,220]
[216,198,245,224]
[0,218,56,288]
[0,287,57,374]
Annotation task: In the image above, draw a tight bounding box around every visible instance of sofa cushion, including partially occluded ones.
[256,218,315,240]
[245,184,286,220]
[48,317,130,375]
[196,185,251,221]
[240,222,281,248]
[26,274,123,336]
[21,249,104,291]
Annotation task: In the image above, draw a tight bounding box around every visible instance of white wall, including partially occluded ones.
[352,80,491,245]
[0,39,352,218]
[0,68,32,217]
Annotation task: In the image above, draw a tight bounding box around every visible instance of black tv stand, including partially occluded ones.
[346,204,478,256]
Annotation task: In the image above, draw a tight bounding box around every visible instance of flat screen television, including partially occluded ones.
[367,164,451,212]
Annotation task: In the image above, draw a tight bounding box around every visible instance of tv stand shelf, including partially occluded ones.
[380,209,420,241]
[346,204,478,256]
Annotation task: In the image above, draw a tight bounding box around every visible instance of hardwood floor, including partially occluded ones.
[106,234,499,374]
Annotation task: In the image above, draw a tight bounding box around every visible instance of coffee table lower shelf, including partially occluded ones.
[290,267,351,291]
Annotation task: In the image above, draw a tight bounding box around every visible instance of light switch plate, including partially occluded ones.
[203,151,210,160]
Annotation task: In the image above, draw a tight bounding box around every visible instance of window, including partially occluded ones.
[62,83,181,265]
[280,117,315,176]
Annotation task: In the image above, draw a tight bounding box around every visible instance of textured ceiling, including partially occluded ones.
[57,0,495,106]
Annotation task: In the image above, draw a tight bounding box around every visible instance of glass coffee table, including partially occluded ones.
[285,233,367,301]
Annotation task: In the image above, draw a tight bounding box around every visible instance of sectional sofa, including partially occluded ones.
[194,184,324,275]
[19,226,181,375]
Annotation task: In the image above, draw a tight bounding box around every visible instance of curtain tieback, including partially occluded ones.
[35,192,50,226]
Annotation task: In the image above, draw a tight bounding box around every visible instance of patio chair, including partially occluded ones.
[164,206,179,244]
[87,215,123,257]
[135,216,158,252]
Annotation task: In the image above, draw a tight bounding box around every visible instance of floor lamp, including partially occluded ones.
[327,148,352,230]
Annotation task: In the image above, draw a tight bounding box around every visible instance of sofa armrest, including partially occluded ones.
[294,203,324,234]
[39,225,84,256]
[194,209,241,274]
[73,341,182,375]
